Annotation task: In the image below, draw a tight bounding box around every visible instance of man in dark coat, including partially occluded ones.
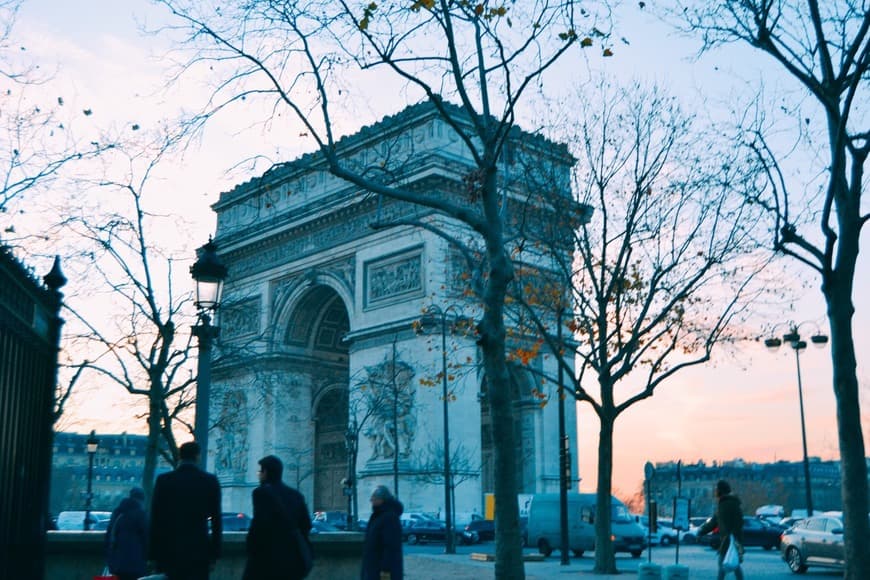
[105,487,148,580]
[244,455,313,580]
[698,479,745,580]
[361,485,403,580]
[149,441,222,580]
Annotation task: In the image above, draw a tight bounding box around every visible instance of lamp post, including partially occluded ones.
[84,430,98,530]
[765,322,828,517]
[421,304,465,555]
[556,303,570,565]
[190,238,228,467]
[344,423,359,531]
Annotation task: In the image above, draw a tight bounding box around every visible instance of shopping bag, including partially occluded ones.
[722,534,740,571]
[93,567,117,580]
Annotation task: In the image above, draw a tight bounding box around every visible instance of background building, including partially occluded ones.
[50,431,170,515]
[645,458,863,518]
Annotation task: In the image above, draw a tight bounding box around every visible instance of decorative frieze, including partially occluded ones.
[221,297,261,340]
[364,247,424,309]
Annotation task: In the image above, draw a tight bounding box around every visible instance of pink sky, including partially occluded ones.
[16,1,869,498]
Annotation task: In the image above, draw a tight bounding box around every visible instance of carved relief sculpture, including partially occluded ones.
[361,358,416,462]
[215,390,249,473]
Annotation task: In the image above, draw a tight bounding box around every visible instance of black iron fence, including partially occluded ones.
[0,246,65,580]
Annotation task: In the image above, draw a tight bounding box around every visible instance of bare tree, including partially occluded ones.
[53,133,199,500]
[0,0,108,234]
[154,1,603,575]
[514,82,770,572]
[666,2,870,575]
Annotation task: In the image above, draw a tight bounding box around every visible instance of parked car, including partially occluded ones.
[780,513,849,574]
[311,520,342,534]
[655,519,680,546]
[222,512,252,531]
[402,519,476,545]
[634,516,680,546]
[679,517,711,545]
[465,519,495,542]
[400,512,438,528]
[313,510,348,530]
[703,516,782,550]
[778,516,805,530]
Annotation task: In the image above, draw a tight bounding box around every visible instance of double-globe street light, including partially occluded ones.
[420,303,468,555]
[764,321,828,517]
[84,430,99,530]
[190,238,228,466]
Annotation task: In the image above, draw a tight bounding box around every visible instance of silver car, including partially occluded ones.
[780,513,845,573]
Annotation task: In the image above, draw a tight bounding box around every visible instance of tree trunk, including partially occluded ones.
[480,165,525,579]
[142,395,162,503]
[823,273,870,579]
[594,413,617,574]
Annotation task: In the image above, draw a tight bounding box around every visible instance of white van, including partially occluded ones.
[55,510,111,531]
[527,493,646,558]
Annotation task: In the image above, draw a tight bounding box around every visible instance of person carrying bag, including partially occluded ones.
[243,455,313,580]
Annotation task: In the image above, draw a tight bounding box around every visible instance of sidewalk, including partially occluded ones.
[405,552,642,579]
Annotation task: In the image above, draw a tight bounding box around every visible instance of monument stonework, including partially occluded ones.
[210,103,579,518]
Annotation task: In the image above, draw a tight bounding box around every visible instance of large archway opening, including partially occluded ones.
[285,285,350,511]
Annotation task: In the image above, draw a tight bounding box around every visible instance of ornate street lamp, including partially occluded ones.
[420,303,468,555]
[765,321,828,517]
[84,430,98,530]
[190,238,228,467]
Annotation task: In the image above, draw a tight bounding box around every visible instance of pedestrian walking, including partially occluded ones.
[104,487,148,580]
[243,455,313,580]
[149,441,222,580]
[361,485,404,580]
[698,479,745,580]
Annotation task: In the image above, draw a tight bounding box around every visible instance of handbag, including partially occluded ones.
[722,534,740,571]
[93,567,117,580]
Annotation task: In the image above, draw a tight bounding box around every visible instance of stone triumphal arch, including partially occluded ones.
[209,102,580,518]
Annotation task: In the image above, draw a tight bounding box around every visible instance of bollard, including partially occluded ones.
[638,562,663,579]
[664,564,689,579]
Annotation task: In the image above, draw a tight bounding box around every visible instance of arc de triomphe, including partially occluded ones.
[209,102,579,519]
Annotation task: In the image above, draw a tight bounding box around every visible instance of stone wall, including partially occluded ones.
[46,531,364,580]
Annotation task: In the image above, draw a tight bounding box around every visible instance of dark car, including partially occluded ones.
[465,519,495,542]
[780,513,852,574]
[403,519,475,545]
[222,512,252,531]
[704,516,781,550]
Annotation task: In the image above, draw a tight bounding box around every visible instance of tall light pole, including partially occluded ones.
[84,430,98,530]
[344,422,359,530]
[765,322,828,517]
[422,304,465,555]
[190,238,227,466]
[556,303,570,565]
[390,336,400,499]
